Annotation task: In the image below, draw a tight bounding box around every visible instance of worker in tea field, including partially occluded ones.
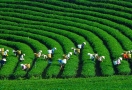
[87,53,98,61]
[47,47,57,57]
[41,50,52,64]
[63,52,72,60]
[2,49,9,58]
[12,49,17,56]
[81,42,86,49]
[113,57,122,65]
[48,48,56,58]
[66,52,72,60]
[19,54,25,61]
[58,58,67,69]
[16,50,22,57]
[41,54,48,60]
[0,58,6,66]
[78,42,86,49]
[122,51,129,60]
[71,47,80,55]
[51,47,57,54]
[20,63,30,71]
[97,56,105,62]
[74,42,86,55]
[41,53,52,60]
[34,50,42,58]
[20,64,27,71]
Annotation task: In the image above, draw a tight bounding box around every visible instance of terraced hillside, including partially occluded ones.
[0,0,132,79]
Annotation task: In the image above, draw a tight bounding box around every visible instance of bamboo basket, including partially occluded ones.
[47,54,52,58]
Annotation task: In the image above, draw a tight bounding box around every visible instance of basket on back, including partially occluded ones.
[0,48,4,55]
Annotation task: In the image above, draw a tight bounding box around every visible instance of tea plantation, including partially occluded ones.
[0,0,132,89]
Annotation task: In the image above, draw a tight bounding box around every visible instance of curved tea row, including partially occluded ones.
[0,0,132,79]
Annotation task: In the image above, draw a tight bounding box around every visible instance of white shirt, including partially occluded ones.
[62,59,67,64]
[67,53,71,58]
[89,54,95,59]
[78,44,82,49]
[20,55,24,60]
[22,65,27,70]
[2,58,6,61]
[48,50,52,54]
[113,61,117,65]
[4,51,8,56]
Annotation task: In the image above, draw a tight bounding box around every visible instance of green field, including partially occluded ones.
[0,76,131,90]
[0,0,132,89]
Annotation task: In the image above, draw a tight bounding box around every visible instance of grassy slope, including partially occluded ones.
[0,75,131,90]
